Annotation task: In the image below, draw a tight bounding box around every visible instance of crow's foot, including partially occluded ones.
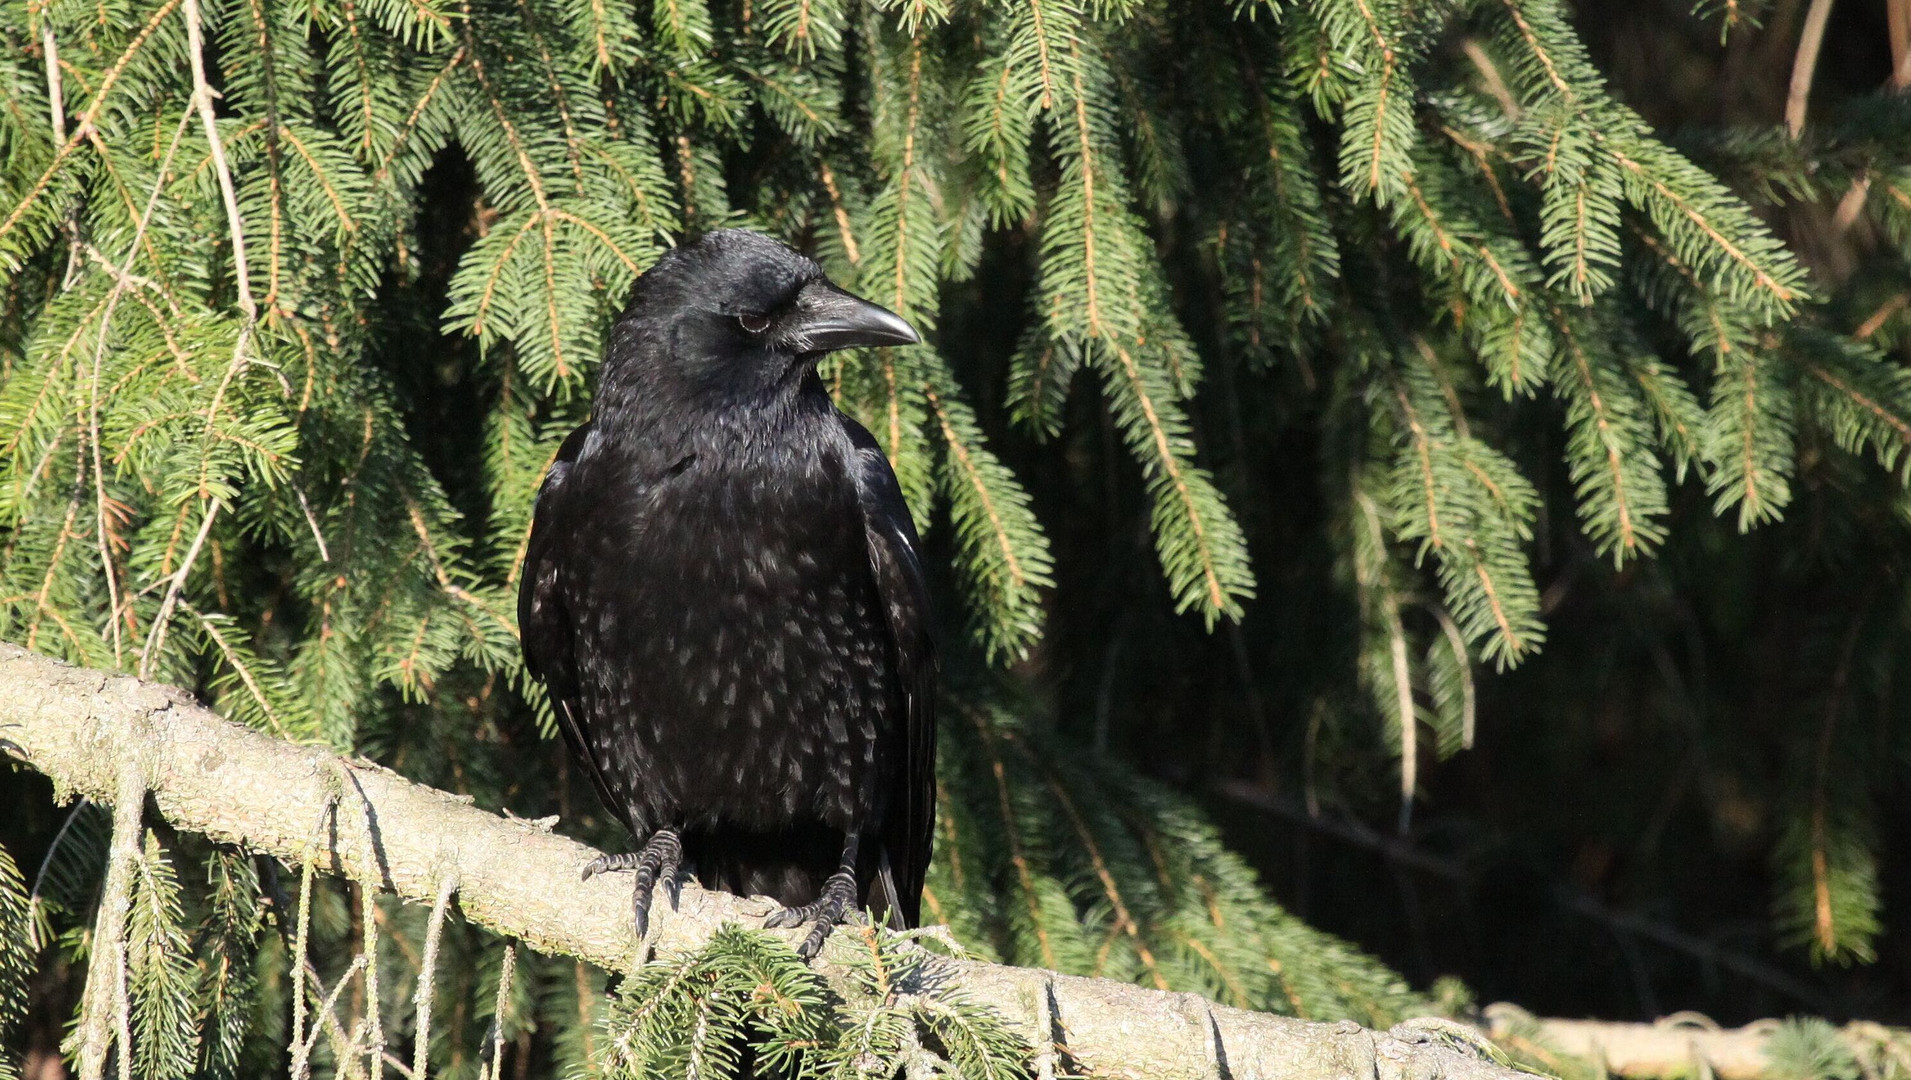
[768,870,858,960]
[762,898,821,930]
[582,828,682,940]
[580,851,643,878]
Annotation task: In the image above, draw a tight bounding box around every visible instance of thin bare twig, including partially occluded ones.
[1808,599,1869,956]
[27,798,93,948]
[80,243,162,295]
[38,11,86,287]
[185,0,254,319]
[1855,293,1908,339]
[295,955,369,1070]
[290,795,339,1080]
[1889,0,1911,89]
[412,872,459,1080]
[295,484,332,562]
[137,499,221,679]
[1461,39,1521,118]
[485,944,516,1080]
[819,160,861,264]
[1832,175,1871,235]
[39,18,67,143]
[137,273,260,674]
[77,755,147,1080]
[317,959,374,1080]
[359,826,385,1080]
[1785,0,1837,138]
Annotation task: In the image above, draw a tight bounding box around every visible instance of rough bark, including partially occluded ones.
[2,642,1532,1080]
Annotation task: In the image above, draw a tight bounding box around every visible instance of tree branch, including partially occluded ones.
[1785,0,1836,139]
[1483,1007,1911,1080]
[0,643,1531,1080]
[1489,1010,1775,1079]
[184,0,255,320]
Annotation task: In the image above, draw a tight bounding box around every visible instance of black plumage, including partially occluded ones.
[518,230,935,957]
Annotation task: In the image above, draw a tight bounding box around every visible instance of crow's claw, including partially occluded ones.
[580,851,644,880]
[770,870,859,960]
[764,899,822,930]
[582,829,682,940]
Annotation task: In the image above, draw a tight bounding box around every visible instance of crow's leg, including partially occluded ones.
[766,830,861,960]
[581,828,682,940]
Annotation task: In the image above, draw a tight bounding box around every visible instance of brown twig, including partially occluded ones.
[1785,0,1837,138]
[137,500,221,679]
[1889,0,1911,89]
[1461,39,1521,118]
[39,17,67,143]
[1855,293,1908,339]
[184,0,255,320]
[1480,1008,1911,1080]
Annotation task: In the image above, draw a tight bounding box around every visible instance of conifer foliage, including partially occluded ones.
[3,0,1911,1072]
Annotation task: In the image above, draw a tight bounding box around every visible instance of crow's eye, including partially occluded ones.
[737,313,772,334]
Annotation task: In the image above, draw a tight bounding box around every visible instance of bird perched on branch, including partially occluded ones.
[518,229,935,959]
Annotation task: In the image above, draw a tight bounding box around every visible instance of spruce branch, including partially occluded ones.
[0,842,26,1080]
[125,831,200,1080]
[0,642,1542,1080]
[0,0,186,265]
[87,107,195,672]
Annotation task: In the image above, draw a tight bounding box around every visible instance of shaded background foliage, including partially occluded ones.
[4,0,1911,1074]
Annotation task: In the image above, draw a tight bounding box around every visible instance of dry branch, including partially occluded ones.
[1488,1011,1775,1080]
[2,642,1535,1080]
[1483,1007,1911,1080]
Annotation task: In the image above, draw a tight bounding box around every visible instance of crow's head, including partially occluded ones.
[608,229,918,405]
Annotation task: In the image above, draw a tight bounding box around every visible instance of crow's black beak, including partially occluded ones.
[784,280,920,353]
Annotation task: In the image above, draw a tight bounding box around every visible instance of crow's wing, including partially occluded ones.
[519,421,626,826]
[838,414,936,929]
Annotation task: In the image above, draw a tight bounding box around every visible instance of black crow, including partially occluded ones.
[518,229,935,959]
